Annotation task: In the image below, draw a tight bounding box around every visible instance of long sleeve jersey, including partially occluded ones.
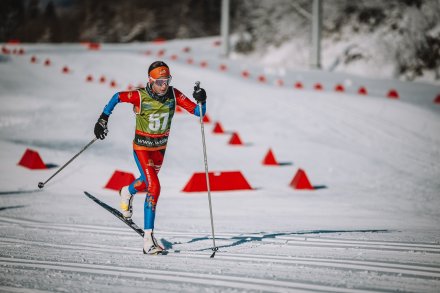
[102,85,206,151]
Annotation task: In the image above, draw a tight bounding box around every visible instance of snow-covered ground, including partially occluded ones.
[1,38,440,292]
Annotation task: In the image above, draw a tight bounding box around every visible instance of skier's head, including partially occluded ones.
[148,61,172,96]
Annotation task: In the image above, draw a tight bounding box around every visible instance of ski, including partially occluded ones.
[84,191,144,237]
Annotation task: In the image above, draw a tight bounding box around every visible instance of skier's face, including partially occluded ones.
[150,76,171,96]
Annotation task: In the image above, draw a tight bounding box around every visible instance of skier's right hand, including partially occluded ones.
[94,113,109,140]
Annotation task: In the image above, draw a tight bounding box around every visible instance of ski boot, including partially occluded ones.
[143,231,164,255]
[119,186,133,220]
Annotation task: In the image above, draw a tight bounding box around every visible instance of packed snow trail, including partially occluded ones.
[1,40,440,292]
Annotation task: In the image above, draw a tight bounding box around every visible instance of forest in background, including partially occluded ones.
[1,0,439,82]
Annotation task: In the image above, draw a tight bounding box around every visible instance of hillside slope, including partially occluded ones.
[0,39,439,292]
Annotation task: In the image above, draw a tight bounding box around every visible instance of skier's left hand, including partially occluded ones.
[193,86,207,103]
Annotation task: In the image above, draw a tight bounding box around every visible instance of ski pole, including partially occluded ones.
[38,137,98,189]
[195,81,218,258]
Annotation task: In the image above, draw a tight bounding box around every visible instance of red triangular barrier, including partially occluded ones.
[262,149,278,165]
[104,170,136,191]
[203,114,211,123]
[212,122,225,134]
[7,39,20,45]
[18,149,47,169]
[434,94,440,104]
[182,171,252,192]
[229,132,243,145]
[88,43,101,50]
[314,83,323,90]
[358,86,368,95]
[335,84,345,92]
[258,75,266,83]
[289,168,314,190]
[154,38,166,44]
[387,89,399,99]
[157,49,165,57]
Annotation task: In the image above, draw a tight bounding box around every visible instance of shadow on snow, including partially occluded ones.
[161,229,391,251]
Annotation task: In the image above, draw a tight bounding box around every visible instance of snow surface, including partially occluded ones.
[1,38,440,292]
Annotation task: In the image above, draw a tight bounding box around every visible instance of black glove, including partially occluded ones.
[193,86,207,103]
[94,113,109,140]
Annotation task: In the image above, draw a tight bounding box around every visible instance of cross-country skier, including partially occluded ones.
[93,61,207,254]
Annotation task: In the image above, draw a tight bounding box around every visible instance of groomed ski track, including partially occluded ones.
[1,215,440,254]
[1,215,440,292]
[1,237,440,278]
[0,257,387,293]
[1,40,440,292]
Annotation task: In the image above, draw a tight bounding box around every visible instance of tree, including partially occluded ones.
[0,0,25,41]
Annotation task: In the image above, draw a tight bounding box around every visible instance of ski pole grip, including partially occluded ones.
[194,81,203,106]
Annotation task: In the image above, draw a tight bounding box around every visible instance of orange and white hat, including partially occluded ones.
[148,61,170,79]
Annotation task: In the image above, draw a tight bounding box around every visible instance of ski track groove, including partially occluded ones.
[263,239,440,253]
[1,237,440,279]
[0,216,439,254]
[0,256,402,293]
[0,285,54,293]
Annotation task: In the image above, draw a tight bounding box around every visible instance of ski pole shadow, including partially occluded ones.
[160,239,175,250]
[176,229,392,251]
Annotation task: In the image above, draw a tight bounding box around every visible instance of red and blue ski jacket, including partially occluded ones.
[102,85,206,151]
